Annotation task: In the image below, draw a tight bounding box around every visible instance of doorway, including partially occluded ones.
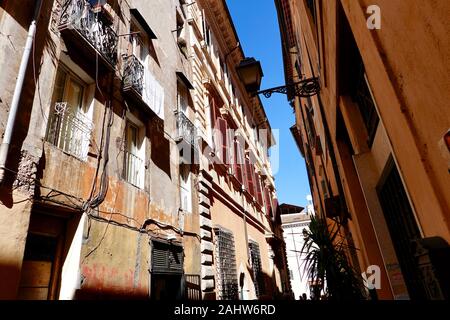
[377,158,426,299]
[18,213,67,300]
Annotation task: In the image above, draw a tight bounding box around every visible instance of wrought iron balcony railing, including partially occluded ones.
[46,102,94,161]
[123,150,144,188]
[175,111,197,149]
[122,54,144,94]
[59,0,118,66]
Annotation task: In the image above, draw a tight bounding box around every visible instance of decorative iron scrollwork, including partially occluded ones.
[256,77,320,98]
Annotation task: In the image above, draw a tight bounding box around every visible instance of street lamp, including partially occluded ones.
[236,57,320,98]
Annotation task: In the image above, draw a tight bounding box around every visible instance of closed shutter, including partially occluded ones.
[215,118,228,164]
[245,158,255,196]
[255,175,263,205]
[264,187,272,217]
[234,140,243,184]
[152,241,183,274]
[227,131,235,170]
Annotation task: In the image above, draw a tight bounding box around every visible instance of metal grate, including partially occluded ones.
[249,241,265,298]
[46,102,93,161]
[175,111,198,149]
[214,228,239,300]
[184,274,202,300]
[377,160,426,300]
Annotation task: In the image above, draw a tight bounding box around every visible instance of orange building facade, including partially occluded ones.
[275,0,450,300]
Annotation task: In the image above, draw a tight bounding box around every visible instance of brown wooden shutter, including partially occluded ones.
[245,158,255,197]
[255,175,263,205]
[264,187,272,217]
[234,140,243,184]
[215,118,227,164]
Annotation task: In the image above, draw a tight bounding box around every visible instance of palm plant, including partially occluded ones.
[300,215,367,300]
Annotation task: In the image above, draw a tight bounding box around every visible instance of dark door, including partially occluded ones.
[377,158,426,300]
[18,213,66,300]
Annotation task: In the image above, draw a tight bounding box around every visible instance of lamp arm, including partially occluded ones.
[255,77,320,98]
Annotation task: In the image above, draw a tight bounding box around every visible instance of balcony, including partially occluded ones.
[121,54,165,119]
[123,55,144,94]
[46,102,94,161]
[58,0,118,69]
[175,111,197,150]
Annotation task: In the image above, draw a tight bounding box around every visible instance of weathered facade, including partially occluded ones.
[186,0,290,300]
[0,0,288,300]
[276,0,450,300]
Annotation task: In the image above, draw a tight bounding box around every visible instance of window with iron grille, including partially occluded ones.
[46,66,93,161]
[123,121,145,188]
[249,241,265,298]
[377,158,426,300]
[214,228,239,300]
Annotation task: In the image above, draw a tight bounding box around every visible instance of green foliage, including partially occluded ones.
[300,215,367,300]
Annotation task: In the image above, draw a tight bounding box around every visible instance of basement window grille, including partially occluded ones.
[214,228,239,300]
[249,241,265,298]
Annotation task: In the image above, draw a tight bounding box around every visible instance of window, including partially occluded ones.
[249,241,265,298]
[233,139,245,184]
[202,15,211,46]
[377,158,426,299]
[123,120,145,188]
[255,175,264,206]
[214,228,239,300]
[244,157,256,197]
[264,187,273,217]
[179,164,192,213]
[209,93,229,165]
[151,241,184,300]
[46,66,93,161]
[351,64,380,146]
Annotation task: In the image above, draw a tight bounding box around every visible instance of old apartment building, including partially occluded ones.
[0,0,289,300]
[276,0,450,300]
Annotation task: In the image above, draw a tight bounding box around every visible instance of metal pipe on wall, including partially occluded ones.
[0,0,43,184]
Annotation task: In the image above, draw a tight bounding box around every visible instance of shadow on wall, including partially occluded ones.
[0,263,20,299]
[150,117,171,178]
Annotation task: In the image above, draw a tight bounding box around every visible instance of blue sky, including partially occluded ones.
[226,0,311,207]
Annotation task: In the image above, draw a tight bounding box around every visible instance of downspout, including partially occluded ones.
[0,0,43,184]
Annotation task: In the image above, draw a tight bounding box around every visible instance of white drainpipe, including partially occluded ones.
[0,0,43,184]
